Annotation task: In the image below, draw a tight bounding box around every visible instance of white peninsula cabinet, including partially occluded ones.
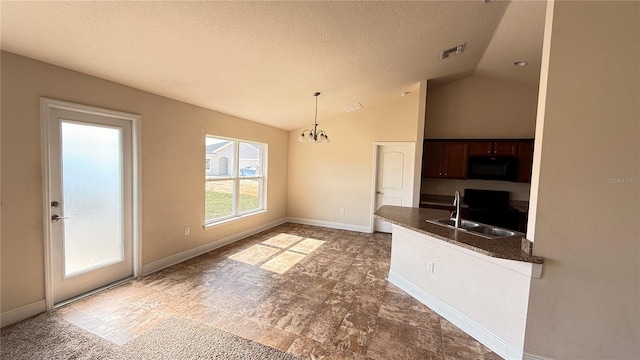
[388,224,540,360]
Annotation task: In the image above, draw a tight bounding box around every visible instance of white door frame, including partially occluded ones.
[40,98,142,311]
[369,141,416,233]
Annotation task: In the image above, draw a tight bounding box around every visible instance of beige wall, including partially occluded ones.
[424,75,538,139]
[0,52,289,313]
[525,1,639,359]
[287,94,420,229]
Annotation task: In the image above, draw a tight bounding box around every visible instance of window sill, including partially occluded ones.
[203,209,268,230]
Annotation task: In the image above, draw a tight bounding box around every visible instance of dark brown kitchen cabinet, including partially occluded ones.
[423,141,468,179]
[444,142,469,178]
[469,141,518,157]
[468,141,493,156]
[516,140,535,182]
[423,141,444,178]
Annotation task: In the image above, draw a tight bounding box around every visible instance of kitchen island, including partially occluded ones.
[374,205,542,264]
[374,205,543,360]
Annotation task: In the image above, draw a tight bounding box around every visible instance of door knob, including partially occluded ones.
[51,215,68,222]
[376,191,384,195]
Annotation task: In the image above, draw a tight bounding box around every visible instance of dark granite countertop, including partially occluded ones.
[374,205,543,264]
[420,194,529,213]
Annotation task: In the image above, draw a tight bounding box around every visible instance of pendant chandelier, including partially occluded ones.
[297,92,329,143]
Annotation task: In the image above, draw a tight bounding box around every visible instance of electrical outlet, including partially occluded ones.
[184,226,190,236]
[340,207,345,214]
[427,261,435,273]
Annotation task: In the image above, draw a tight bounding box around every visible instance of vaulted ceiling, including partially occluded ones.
[1,1,545,130]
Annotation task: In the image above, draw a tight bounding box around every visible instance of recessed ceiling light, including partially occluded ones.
[513,60,528,67]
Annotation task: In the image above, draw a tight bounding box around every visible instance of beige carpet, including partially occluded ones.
[1,314,302,360]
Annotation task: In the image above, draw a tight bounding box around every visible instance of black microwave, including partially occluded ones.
[467,156,518,181]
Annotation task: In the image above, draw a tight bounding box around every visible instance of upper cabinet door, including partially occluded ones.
[493,141,518,157]
[443,141,468,179]
[469,141,493,156]
[423,141,445,178]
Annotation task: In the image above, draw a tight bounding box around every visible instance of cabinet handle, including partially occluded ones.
[444,173,448,176]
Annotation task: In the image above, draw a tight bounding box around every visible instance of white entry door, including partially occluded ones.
[44,100,136,305]
[374,143,415,233]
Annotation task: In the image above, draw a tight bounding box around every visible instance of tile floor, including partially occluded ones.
[55,223,502,359]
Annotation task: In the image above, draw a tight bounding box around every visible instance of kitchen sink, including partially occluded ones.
[426,218,521,239]
[429,219,480,229]
[466,226,516,238]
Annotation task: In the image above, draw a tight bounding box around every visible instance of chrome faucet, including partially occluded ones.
[451,190,461,228]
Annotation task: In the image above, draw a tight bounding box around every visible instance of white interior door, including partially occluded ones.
[45,104,135,305]
[374,143,415,233]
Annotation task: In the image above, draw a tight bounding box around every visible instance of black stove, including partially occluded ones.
[463,189,519,231]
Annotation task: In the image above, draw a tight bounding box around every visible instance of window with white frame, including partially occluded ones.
[205,135,266,225]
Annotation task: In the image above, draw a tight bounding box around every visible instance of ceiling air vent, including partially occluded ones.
[441,43,465,59]
[344,103,364,112]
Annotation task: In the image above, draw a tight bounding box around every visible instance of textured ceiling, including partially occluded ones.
[1,1,544,131]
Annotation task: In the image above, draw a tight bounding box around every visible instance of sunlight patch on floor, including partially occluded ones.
[227,233,325,274]
[261,233,304,249]
[228,244,281,265]
[260,251,306,274]
[289,238,324,254]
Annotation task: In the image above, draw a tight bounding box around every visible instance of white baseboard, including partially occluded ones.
[286,217,371,233]
[142,218,286,275]
[523,352,554,360]
[1,300,46,328]
[389,271,524,360]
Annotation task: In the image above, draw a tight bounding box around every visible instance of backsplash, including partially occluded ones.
[421,178,532,201]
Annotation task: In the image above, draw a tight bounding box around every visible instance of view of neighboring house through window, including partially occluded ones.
[205,135,266,225]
